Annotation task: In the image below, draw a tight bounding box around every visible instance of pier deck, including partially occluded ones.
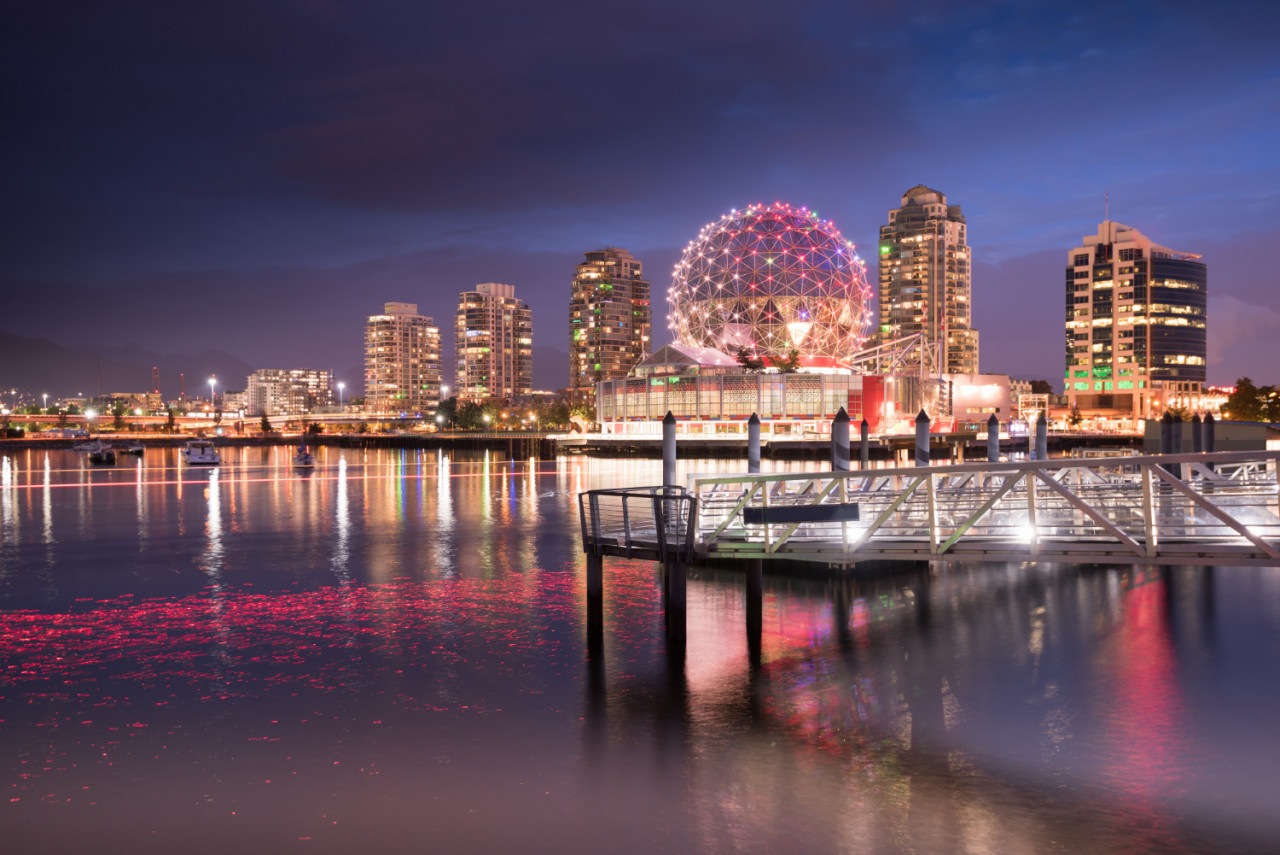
[581,450,1280,568]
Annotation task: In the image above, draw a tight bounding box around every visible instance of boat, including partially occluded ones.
[293,444,316,468]
[181,440,221,466]
[122,443,145,456]
[74,439,99,452]
[87,441,117,465]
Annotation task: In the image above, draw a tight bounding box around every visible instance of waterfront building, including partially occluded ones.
[875,186,979,374]
[246,369,333,416]
[364,302,442,416]
[569,248,651,403]
[1064,221,1206,421]
[455,283,533,404]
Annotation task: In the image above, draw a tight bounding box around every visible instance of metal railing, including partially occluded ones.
[689,450,1280,566]
[579,486,698,563]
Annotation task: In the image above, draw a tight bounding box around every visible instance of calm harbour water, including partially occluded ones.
[2,446,1279,854]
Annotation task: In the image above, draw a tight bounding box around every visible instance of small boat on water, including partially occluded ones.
[74,439,99,452]
[181,440,221,466]
[293,444,316,468]
[87,441,117,465]
[122,443,145,456]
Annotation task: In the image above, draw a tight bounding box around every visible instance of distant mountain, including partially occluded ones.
[0,330,254,400]
[532,345,569,392]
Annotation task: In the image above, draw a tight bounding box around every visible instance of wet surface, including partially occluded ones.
[2,447,1279,853]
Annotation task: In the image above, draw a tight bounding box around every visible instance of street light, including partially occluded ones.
[209,377,217,408]
[338,381,345,409]
[42,393,48,412]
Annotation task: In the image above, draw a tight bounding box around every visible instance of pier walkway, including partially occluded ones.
[581,450,1280,568]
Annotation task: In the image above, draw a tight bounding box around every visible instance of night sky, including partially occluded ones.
[3,0,1278,392]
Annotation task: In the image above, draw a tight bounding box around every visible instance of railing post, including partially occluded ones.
[915,409,930,467]
[663,411,677,488]
[1035,412,1048,462]
[1191,413,1203,454]
[987,413,1000,463]
[831,407,850,472]
[748,413,761,474]
[1026,471,1039,558]
[1141,464,1157,558]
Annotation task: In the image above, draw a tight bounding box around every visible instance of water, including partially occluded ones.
[2,446,1279,853]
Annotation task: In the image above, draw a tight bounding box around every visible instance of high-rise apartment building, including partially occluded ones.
[364,302,441,415]
[245,369,333,416]
[1064,221,1206,420]
[876,185,979,374]
[455,283,533,403]
[569,248,651,403]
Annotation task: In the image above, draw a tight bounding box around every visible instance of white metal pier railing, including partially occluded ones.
[689,450,1280,567]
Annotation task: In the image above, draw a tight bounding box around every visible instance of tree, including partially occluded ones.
[1029,379,1053,395]
[165,407,176,434]
[437,396,458,429]
[734,347,766,373]
[112,402,127,431]
[1067,404,1084,428]
[260,414,271,434]
[356,421,369,434]
[213,408,223,427]
[306,422,322,437]
[22,404,41,415]
[1222,377,1263,422]
[65,403,80,416]
[57,409,69,429]
[774,347,802,374]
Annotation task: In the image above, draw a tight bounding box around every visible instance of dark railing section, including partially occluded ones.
[579,486,698,563]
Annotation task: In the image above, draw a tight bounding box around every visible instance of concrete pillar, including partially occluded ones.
[747,412,761,474]
[860,418,870,469]
[662,410,677,488]
[1191,413,1203,454]
[915,410,930,466]
[987,413,1000,463]
[831,407,850,471]
[586,552,603,599]
[1035,412,1048,462]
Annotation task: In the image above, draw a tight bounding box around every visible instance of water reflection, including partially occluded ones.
[0,450,1278,853]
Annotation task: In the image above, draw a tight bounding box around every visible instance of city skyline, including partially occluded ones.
[2,1,1277,389]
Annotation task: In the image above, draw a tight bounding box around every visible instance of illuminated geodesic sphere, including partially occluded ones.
[667,203,872,362]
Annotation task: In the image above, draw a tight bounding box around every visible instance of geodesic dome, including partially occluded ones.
[667,202,873,362]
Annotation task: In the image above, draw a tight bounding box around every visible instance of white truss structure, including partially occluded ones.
[689,450,1280,567]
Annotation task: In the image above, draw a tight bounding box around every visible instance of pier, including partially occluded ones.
[582,449,1280,573]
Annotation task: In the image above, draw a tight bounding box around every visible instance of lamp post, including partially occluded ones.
[338,381,345,409]
[208,377,217,410]
[42,393,48,413]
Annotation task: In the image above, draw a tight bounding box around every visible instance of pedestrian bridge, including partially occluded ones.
[581,450,1280,568]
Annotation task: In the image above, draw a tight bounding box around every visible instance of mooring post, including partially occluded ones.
[1203,412,1215,452]
[860,418,870,469]
[586,552,604,656]
[1160,411,1173,455]
[832,407,850,471]
[746,558,763,668]
[664,561,687,643]
[662,410,677,488]
[987,413,1000,463]
[915,409,930,466]
[1035,412,1048,462]
[747,412,761,474]
[1191,413,1203,454]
